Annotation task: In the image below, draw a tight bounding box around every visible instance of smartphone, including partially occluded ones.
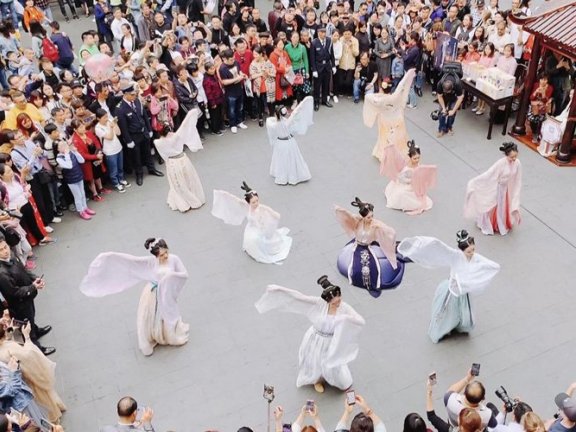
[346,390,356,405]
[428,372,437,386]
[306,399,315,412]
[263,384,275,402]
[10,408,22,417]
[40,418,54,431]
[171,5,179,14]
[471,363,480,376]
[282,424,292,432]
[12,319,28,327]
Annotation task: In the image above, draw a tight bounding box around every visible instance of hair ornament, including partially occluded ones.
[148,238,163,250]
[350,197,374,212]
[241,181,256,195]
[456,229,470,243]
[317,275,342,302]
[499,141,517,153]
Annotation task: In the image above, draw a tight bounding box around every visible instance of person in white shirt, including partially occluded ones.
[94,109,131,193]
[488,20,512,54]
[110,8,134,53]
[335,394,387,432]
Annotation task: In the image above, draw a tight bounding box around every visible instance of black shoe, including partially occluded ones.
[157,156,164,165]
[258,119,264,127]
[55,210,64,217]
[323,102,333,108]
[416,87,423,97]
[40,346,56,356]
[65,15,70,21]
[37,325,52,338]
[136,174,143,186]
[72,14,79,19]
[314,104,319,111]
[148,169,164,177]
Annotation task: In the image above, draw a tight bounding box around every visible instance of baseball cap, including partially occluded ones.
[477,0,485,5]
[555,393,576,422]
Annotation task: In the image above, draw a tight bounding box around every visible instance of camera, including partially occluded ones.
[430,109,440,121]
[495,386,517,413]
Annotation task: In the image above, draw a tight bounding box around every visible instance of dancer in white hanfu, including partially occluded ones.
[383,141,437,215]
[80,237,190,356]
[464,142,522,236]
[154,109,206,212]
[255,276,365,393]
[398,230,500,343]
[266,96,314,185]
[212,181,292,264]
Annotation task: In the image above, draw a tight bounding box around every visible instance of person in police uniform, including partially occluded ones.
[310,27,335,111]
[116,83,164,186]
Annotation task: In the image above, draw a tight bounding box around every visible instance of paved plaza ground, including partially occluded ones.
[25,2,576,430]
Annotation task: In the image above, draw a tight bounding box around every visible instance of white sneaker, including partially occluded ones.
[52,216,62,223]
[116,184,126,193]
[407,104,417,109]
[333,95,339,103]
[120,180,131,187]
[238,122,248,130]
[45,226,54,233]
[231,126,238,134]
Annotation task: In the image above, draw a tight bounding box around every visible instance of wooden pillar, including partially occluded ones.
[556,95,576,163]
[512,35,542,135]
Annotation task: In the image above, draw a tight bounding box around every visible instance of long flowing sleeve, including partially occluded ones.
[334,205,359,238]
[509,160,522,214]
[287,96,314,135]
[157,254,188,325]
[372,220,398,269]
[211,190,249,225]
[256,204,281,238]
[326,301,365,368]
[79,252,157,297]
[463,157,506,219]
[255,284,318,315]
[154,108,203,160]
[397,236,460,269]
[412,165,437,197]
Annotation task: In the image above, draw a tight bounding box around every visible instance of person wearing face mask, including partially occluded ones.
[464,142,522,236]
[80,237,190,356]
[256,275,365,393]
[398,230,500,343]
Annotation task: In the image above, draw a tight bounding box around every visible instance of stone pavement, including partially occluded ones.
[25,2,576,430]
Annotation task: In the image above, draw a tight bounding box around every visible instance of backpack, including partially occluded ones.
[391,56,405,79]
[42,37,59,63]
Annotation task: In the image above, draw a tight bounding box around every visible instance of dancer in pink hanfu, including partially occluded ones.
[383,140,437,215]
[464,142,522,236]
[363,69,415,169]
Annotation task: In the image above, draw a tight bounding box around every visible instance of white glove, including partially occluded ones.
[312,71,318,78]
[149,131,153,138]
[127,142,135,149]
[332,67,337,74]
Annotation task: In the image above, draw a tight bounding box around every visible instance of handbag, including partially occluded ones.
[37,168,56,184]
[280,76,291,89]
[0,225,20,247]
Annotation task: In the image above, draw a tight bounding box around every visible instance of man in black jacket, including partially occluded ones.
[0,235,55,356]
[116,84,164,185]
[310,27,335,111]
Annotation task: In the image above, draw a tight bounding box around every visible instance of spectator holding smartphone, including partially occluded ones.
[444,368,497,429]
[100,396,154,432]
[335,394,386,432]
[291,401,327,432]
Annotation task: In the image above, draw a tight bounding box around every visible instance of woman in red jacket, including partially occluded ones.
[528,73,554,143]
[70,119,109,201]
[269,37,294,105]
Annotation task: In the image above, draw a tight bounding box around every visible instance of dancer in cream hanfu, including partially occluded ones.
[383,141,437,215]
[335,197,406,298]
[398,230,500,343]
[255,276,365,393]
[212,181,292,264]
[464,142,522,236]
[364,69,415,170]
[154,109,206,212]
[80,237,190,356]
[266,96,314,185]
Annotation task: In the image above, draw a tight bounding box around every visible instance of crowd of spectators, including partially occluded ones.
[0,0,574,430]
[93,373,576,432]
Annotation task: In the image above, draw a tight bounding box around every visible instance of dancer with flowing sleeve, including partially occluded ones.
[255,276,365,393]
[383,140,437,215]
[363,68,415,166]
[212,181,292,264]
[335,197,406,298]
[398,230,500,343]
[464,142,522,236]
[154,109,206,212]
[266,96,314,185]
[80,237,190,356]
